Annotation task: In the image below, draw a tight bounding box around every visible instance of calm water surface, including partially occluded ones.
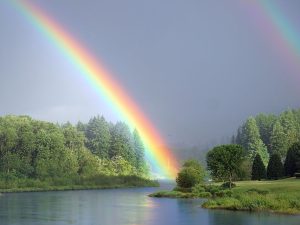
[0,185,299,225]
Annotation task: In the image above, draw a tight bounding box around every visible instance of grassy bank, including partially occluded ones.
[150,178,300,215]
[0,175,159,193]
[203,178,300,214]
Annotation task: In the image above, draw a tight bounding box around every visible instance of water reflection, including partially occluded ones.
[0,188,299,225]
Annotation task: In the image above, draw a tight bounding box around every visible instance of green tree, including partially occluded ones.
[284,142,300,177]
[109,122,135,165]
[133,129,148,176]
[255,113,276,153]
[85,116,111,159]
[251,154,266,180]
[206,144,244,188]
[270,120,287,158]
[176,159,205,188]
[279,110,298,150]
[241,117,269,165]
[267,154,284,180]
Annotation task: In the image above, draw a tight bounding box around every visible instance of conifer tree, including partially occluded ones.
[251,154,266,180]
[267,154,284,180]
[241,117,269,165]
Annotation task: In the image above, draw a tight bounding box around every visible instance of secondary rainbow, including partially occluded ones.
[241,1,300,73]
[12,0,178,178]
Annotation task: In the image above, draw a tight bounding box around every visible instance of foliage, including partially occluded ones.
[251,154,266,180]
[0,115,150,188]
[267,154,284,180]
[202,178,300,214]
[206,144,244,188]
[284,142,300,177]
[176,159,205,188]
[238,117,269,165]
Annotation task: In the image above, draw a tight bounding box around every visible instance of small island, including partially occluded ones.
[150,111,300,215]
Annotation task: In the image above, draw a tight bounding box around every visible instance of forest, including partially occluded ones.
[232,108,300,179]
[0,115,153,190]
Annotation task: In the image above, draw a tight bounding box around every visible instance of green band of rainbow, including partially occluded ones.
[12,0,179,178]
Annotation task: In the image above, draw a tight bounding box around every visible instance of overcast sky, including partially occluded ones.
[0,0,300,148]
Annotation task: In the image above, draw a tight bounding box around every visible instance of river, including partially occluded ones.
[0,185,299,225]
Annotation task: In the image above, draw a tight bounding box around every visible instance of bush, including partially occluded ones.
[191,184,205,194]
[221,182,236,189]
[176,167,203,188]
[246,188,269,195]
[173,186,192,193]
[198,192,212,198]
[215,190,233,197]
[176,160,205,188]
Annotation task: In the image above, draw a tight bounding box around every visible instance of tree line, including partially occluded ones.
[0,115,149,181]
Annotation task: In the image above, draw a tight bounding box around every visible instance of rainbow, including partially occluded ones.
[241,1,300,73]
[11,0,179,178]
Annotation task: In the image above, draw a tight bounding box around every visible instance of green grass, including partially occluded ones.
[149,190,196,198]
[203,178,300,214]
[0,175,159,193]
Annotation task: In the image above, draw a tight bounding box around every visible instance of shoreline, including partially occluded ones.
[0,183,159,194]
[149,178,300,215]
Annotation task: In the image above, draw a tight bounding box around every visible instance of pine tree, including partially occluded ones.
[109,122,135,166]
[255,113,276,153]
[241,117,269,165]
[85,116,111,159]
[251,154,266,180]
[270,120,287,158]
[267,154,284,180]
[133,129,147,175]
[284,142,300,177]
[279,110,298,150]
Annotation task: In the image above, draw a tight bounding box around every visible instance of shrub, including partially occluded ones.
[215,190,233,197]
[191,184,205,194]
[246,188,269,195]
[221,182,236,189]
[176,167,203,188]
[173,186,192,193]
[198,192,212,198]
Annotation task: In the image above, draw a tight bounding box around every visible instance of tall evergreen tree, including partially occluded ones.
[279,110,298,150]
[110,122,135,166]
[255,113,276,153]
[85,116,111,159]
[241,117,269,165]
[267,154,284,180]
[270,120,287,158]
[133,129,147,175]
[284,142,300,177]
[251,154,266,180]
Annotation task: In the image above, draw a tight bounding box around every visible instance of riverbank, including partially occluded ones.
[0,175,159,193]
[150,178,300,215]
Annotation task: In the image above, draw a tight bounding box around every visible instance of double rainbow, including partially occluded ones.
[12,0,179,178]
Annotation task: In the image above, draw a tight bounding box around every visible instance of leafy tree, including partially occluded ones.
[270,120,287,158]
[240,117,269,165]
[176,159,205,188]
[284,142,300,177]
[251,154,266,180]
[267,154,284,180]
[206,144,244,188]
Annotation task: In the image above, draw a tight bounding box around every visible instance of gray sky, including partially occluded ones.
[0,0,300,148]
